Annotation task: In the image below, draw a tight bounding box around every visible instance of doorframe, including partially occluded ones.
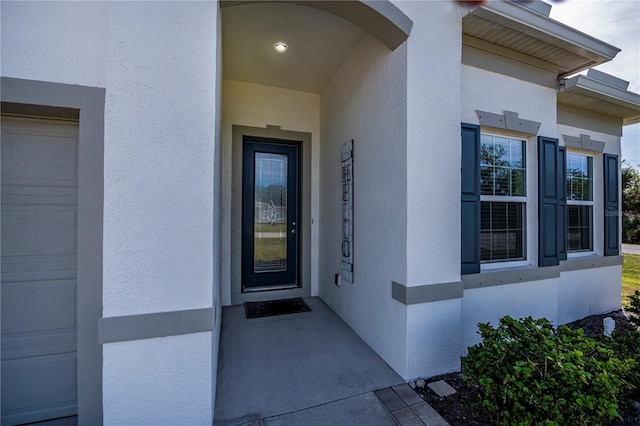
[231,125,311,304]
[1,77,105,426]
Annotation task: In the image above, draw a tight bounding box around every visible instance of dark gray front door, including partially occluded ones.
[241,137,301,291]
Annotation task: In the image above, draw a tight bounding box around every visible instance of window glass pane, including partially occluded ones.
[511,168,526,197]
[481,135,526,196]
[480,134,493,166]
[254,152,287,272]
[480,201,525,262]
[567,205,593,251]
[566,153,593,201]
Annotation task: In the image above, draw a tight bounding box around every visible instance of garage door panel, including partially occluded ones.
[1,353,77,416]
[2,331,76,360]
[2,116,79,425]
[2,193,78,207]
[1,133,77,182]
[2,267,77,283]
[1,280,76,335]
[2,207,77,257]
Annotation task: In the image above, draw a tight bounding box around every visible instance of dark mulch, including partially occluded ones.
[415,310,640,426]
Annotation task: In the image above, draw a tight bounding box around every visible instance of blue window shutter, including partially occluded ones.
[604,154,619,256]
[557,146,567,261]
[461,123,480,274]
[538,136,560,267]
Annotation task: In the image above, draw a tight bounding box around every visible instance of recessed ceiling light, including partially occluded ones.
[274,42,287,53]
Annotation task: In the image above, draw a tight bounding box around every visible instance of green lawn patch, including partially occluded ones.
[623,254,640,306]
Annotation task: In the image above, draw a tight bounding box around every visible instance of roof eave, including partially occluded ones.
[559,74,640,125]
[466,1,620,77]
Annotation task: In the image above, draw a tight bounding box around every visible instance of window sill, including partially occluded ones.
[481,260,534,273]
[567,251,597,259]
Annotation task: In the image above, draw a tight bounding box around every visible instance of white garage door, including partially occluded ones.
[1,116,79,425]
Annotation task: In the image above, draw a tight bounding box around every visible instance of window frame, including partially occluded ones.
[479,132,529,265]
[566,152,595,255]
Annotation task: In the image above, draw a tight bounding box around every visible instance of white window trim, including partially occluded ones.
[481,259,532,272]
[480,132,529,264]
[482,195,527,203]
[567,200,592,206]
[567,250,596,259]
[566,152,594,253]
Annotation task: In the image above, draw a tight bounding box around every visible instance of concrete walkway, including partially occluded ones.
[623,243,640,255]
[214,297,447,426]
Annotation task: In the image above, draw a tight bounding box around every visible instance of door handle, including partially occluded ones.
[291,221,296,234]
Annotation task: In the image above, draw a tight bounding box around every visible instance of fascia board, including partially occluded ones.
[472,2,620,64]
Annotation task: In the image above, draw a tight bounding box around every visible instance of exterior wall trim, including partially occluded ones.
[1,77,105,426]
[98,308,216,344]
[463,256,624,290]
[563,134,605,153]
[395,255,623,302]
[463,266,561,290]
[391,281,463,305]
[476,109,541,135]
[561,255,623,272]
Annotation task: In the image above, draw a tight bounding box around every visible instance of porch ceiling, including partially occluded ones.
[221,2,366,93]
[462,1,620,77]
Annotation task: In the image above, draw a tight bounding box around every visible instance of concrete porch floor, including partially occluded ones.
[214,297,405,425]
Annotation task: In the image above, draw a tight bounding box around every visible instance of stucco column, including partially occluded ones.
[394,0,465,379]
[101,3,220,424]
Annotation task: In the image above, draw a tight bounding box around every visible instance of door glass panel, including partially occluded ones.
[254,152,287,273]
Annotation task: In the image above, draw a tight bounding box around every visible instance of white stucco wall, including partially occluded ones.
[103,3,219,422]
[461,65,558,136]
[220,79,320,305]
[103,2,216,317]
[319,33,408,376]
[399,1,465,287]
[103,333,212,426]
[557,266,621,325]
[462,279,559,349]
[0,1,108,88]
[2,2,220,423]
[394,0,465,379]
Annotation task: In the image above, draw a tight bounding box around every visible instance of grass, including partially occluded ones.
[622,253,640,307]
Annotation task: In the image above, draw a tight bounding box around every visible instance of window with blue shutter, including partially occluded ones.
[461,123,481,274]
[538,136,560,267]
[604,154,619,256]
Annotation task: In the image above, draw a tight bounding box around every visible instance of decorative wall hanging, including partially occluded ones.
[341,140,354,283]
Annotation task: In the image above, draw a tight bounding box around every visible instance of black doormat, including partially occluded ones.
[245,297,311,319]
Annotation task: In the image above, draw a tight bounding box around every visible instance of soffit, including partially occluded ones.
[462,2,620,77]
[558,75,640,125]
[222,2,366,93]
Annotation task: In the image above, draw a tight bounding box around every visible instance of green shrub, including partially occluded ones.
[607,290,640,400]
[627,290,640,329]
[609,328,640,401]
[463,316,635,426]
